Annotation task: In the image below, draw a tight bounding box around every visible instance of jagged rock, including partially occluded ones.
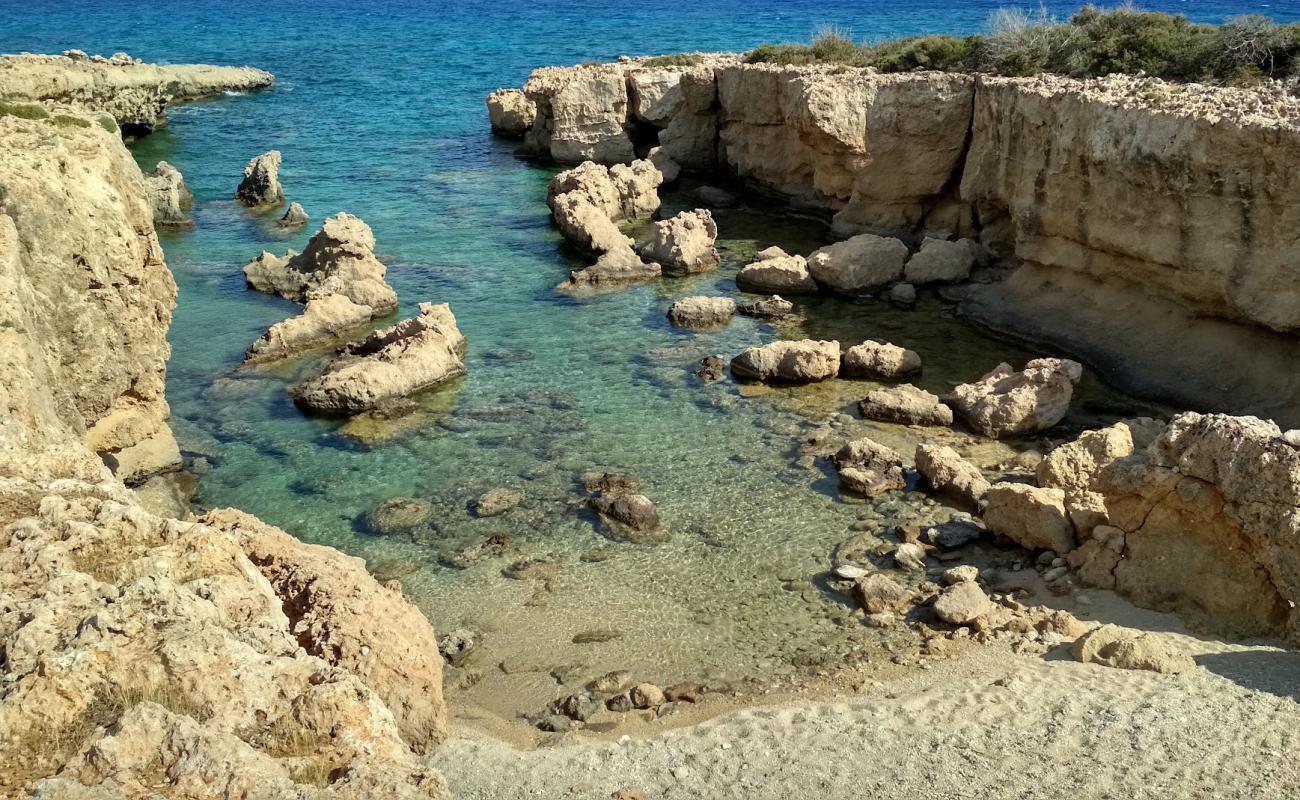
[474,488,522,517]
[831,437,906,497]
[852,573,915,614]
[950,358,1083,438]
[735,249,818,294]
[924,518,987,550]
[667,296,736,328]
[559,246,662,289]
[277,201,308,227]
[243,213,398,312]
[737,294,793,320]
[1072,624,1195,674]
[859,384,952,427]
[642,209,719,274]
[841,340,922,380]
[366,496,435,535]
[730,339,840,383]
[244,291,375,363]
[144,161,193,226]
[1037,423,1136,537]
[934,580,992,625]
[903,237,982,284]
[234,150,283,206]
[695,355,726,382]
[915,443,990,508]
[547,160,661,255]
[292,303,466,415]
[486,88,537,137]
[982,483,1075,554]
[807,233,909,294]
[629,683,665,709]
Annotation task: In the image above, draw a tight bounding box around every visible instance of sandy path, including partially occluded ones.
[431,642,1300,799]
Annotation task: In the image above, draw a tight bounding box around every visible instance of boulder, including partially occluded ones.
[559,246,662,289]
[859,384,953,427]
[589,492,661,534]
[1072,624,1196,674]
[841,340,921,380]
[144,161,193,226]
[903,237,982,284]
[982,483,1076,554]
[914,443,990,508]
[888,282,917,307]
[243,213,398,312]
[950,358,1083,438]
[853,573,915,614]
[695,355,726,382]
[667,296,736,328]
[737,294,794,320]
[933,580,992,625]
[735,250,818,294]
[1037,423,1136,538]
[244,291,375,364]
[486,88,537,137]
[641,209,719,274]
[807,233,909,294]
[730,339,840,383]
[277,201,308,228]
[832,437,906,497]
[546,160,662,255]
[292,302,467,415]
[234,150,283,206]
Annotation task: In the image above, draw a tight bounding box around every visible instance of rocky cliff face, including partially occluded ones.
[501,59,1300,426]
[0,97,449,797]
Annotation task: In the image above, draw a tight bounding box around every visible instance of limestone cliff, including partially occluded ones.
[1,52,273,133]
[498,59,1300,426]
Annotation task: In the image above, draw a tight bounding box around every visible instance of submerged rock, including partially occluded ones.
[486,88,537,137]
[695,355,726,382]
[859,384,953,427]
[366,496,436,535]
[950,358,1083,438]
[244,290,375,363]
[589,493,661,534]
[888,282,917,307]
[667,296,736,328]
[144,160,193,226]
[234,149,283,206]
[474,487,523,517]
[277,201,308,227]
[853,573,914,614]
[292,302,467,415]
[730,339,840,383]
[642,209,719,274]
[559,246,662,289]
[735,248,818,294]
[831,437,906,497]
[903,237,982,284]
[841,340,922,380]
[807,233,909,295]
[244,212,399,312]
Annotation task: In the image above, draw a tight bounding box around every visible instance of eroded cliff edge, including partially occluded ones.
[497,59,1300,426]
[0,85,449,798]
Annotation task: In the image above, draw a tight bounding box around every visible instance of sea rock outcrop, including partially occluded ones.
[292,303,467,414]
[841,340,921,380]
[144,161,194,226]
[641,208,719,274]
[730,339,839,383]
[244,213,399,312]
[949,358,1082,438]
[666,296,736,328]
[235,150,284,206]
[546,159,661,255]
[859,384,952,427]
[1036,422,1135,537]
[831,437,906,497]
[1072,624,1195,674]
[486,88,537,137]
[245,291,376,364]
[559,247,661,289]
[807,233,909,295]
[735,247,818,294]
[0,52,273,133]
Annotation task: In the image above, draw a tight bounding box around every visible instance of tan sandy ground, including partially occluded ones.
[431,616,1300,800]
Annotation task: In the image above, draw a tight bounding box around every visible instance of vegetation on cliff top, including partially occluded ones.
[746,7,1300,86]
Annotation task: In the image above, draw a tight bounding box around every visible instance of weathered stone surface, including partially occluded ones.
[831,437,906,497]
[950,358,1083,438]
[244,213,398,312]
[245,291,375,364]
[547,160,662,255]
[642,209,719,274]
[736,249,818,294]
[904,237,981,284]
[1036,423,1136,537]
[807,233,909,295]
[915,443,989,508]
[293,303,467,415]
[730,339,840,383]
[234,150,283,206]
[934,580,992,625]
[144,161,193,226]
[737,294,794,320]
[474,488,522,517]
[559,246,661,289]
[982,483,1076,554]
[859,384,952,427]
[667,296,736,328]
[1072,624,1195,674]
[486,88,537,137]
[522,65,634,163]
[852,573,915,614]
[589,493,661,534]
[841,340,921,380]
[278,201,308,227]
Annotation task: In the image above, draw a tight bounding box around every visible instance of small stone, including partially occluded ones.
[942,565,979,585]
[852,573,915,614]
[664,682,701,703]
[630,683,664,709]
[934,581,992,625]
[832,564,869,581]
[894,542,928,571]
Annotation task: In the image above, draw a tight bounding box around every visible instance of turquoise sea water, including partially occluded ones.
[4,0,1292,724]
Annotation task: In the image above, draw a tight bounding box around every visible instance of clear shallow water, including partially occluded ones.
[1,0,1278,725]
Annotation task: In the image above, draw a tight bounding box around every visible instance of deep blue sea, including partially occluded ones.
[3,0,1294,721]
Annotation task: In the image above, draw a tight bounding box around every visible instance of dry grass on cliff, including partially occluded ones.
[746,6,1300,86]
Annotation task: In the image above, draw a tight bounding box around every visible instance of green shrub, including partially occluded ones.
[641,54,704,68]
[866,35,981,72]
[0,101,51,120]
[98,114,119,133]
[52,114,92,129]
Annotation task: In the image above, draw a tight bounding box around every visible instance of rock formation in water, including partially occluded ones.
[859,384,953,427]
[0,51,273,134]
[0,91,450,797]
[730,339,840,383]
[904,237,982,285]
[486,88,537,137]
[244,213,399,311]
[245,291,377,363]
[546,159,662,254]
[144,160,194,226]
[807,233,909,295]
[830,437,906,497]
[666,296,736,328]
[949,358,1082,438]
[841,340,922,380]
[915,443,989,509]
[495,59,1300,425]
[735,247,817,294]
[292,302,467,414]
[641,208,719,274]
[235,149,285,206]
[279,201,309,227]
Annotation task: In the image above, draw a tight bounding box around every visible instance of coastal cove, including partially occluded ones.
[5,1,1300,798]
